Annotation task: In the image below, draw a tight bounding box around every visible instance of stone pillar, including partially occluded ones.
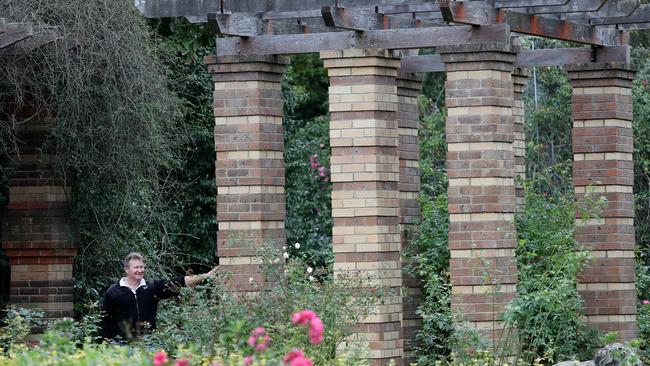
[1,115,76,319]
[566,62,636,340]
[439,43,517,341]
[321,49,403,365]
[396,70,422,363]
[512,68,529,212]
[205,55,288,290]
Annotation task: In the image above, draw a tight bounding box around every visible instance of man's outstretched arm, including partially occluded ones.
[184,266,218,288]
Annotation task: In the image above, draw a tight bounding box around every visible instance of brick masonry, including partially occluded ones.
[1,114,76,319]
[205,55,288,290]
[512,68,529,212]
[396,69,422,364]
[439,43,518,340]
[321,49,403,366]
[566,62,637,340]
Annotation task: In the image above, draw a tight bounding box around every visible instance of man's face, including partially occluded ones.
[125,259,145,282]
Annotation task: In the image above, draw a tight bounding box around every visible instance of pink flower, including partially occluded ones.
[290,357,313,366]
[283,349,305,364]
[291,310,317,325]
[309,155,319,169]
[153,351,169,366]
[175,360,190,366]
[318,166,326,177]
[252,327,265,336]
[255,335,271,351]
[643,300,650,305]
[243,356,253,366]
[308,317,324,345]
[247,335,257,347]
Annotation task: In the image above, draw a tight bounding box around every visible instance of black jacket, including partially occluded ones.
[100,276,185,340]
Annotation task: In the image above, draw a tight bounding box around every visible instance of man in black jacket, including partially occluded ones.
[100,252,217,341]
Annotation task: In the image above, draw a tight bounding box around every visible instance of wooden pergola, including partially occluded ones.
[140,0,646,364]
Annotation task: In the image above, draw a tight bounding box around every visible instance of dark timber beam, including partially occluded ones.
[559,0,639,21]
[0,23,33,49]
[321,6,443,31]
[216,24,510,56]
[494,0,570,8]
[135,0,434,19]
[399,45,630,73]
[439,0,624,46]
[591,4,650,25]
[522,0,608,14]
[0,25,61,56]
[221,0,430,13]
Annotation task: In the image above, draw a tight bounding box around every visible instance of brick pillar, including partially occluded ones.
[396,70,422,363]
[439,43,517,341]
[512,68,529,212]
[566,62,636,340]
[1,116,76,319]
[321,49,403,365]
[204,55,288,290]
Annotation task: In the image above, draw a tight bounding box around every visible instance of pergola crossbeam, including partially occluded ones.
[559,0,639,21]
[494,0,570,8]
[216,24,510,56]
[439,0,623,46]
[399,45,629,73]
[522,0,608,14]
[321,6,443,32]
[592,3,650,25]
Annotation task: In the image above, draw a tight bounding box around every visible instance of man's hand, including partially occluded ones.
[184,266,218,288]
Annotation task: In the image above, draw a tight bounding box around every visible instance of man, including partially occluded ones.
[100,252,217,341]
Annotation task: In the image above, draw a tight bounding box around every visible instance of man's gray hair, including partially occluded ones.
[123,252,144,268]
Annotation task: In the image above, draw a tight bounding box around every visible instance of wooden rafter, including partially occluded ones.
[399,45,629,73]
[216,24,510,56]
[0,22,33,49]
[439,0,624,46]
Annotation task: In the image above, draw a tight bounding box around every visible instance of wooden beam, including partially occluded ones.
[216,24,510,56]
[522,0,608,14]
[0,25,61,56]
[208,13,264,37]
[261,4,442,21]
[493,0,570,8]
[559,0,639,21]
[222,0,429,13]
[0,23,33,50]
[591,4,650,25]
[398,46,630,73]
[439,0,624,46]
[135,0,219,20]
[615,22,650,31]
[321,6,443,32]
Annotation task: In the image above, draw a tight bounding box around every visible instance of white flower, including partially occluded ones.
[294,242,301,249]
[249,277,254,283]
[282,246,286,250]
[283,252,289,259]
[307,267,313,274]
[308,275,315,282]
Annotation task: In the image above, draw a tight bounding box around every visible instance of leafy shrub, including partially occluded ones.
[143,248,378,365]
[0,306,44,352]
[505,175,604,363]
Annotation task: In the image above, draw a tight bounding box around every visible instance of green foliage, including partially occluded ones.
[418,96,448,197]
[0,306,44,352]
[405,193,452,362]
[505,174,602,363]
[284,116,332,265]
[144,249,377,365]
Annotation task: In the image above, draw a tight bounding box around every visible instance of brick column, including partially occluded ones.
[1,116,76,319]
[321,49,403,365]
[439,43,517,340]
[396,70,422,363]
[566,62,636,340]
[512,68,529,212]
[205,55,288,290]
